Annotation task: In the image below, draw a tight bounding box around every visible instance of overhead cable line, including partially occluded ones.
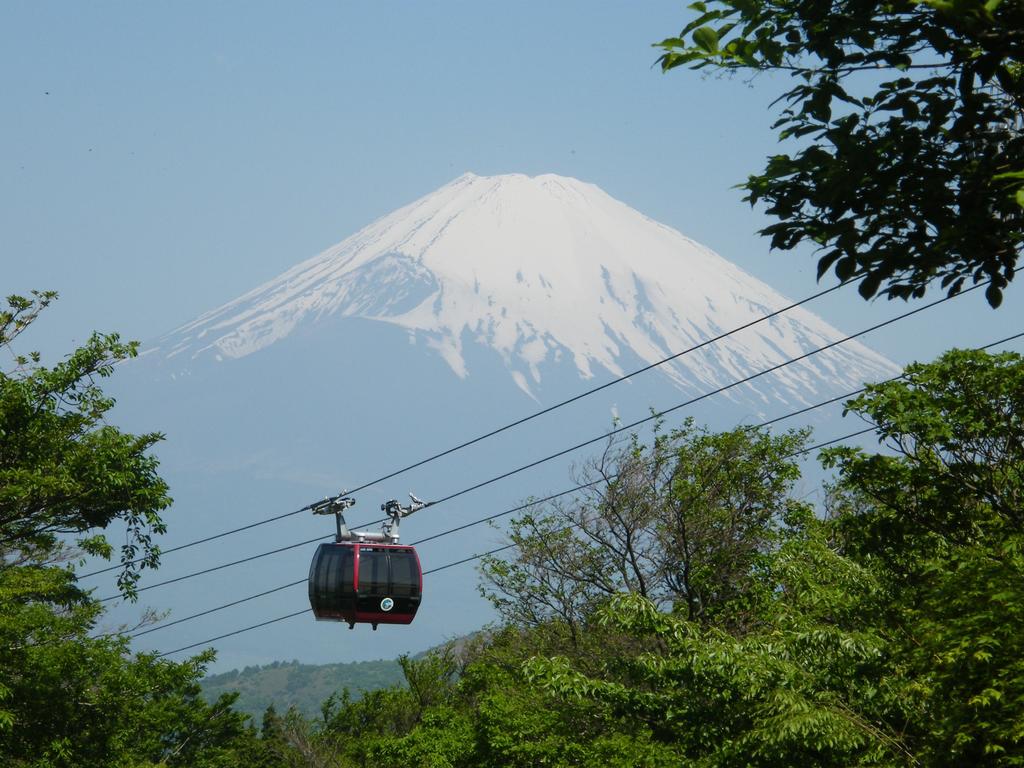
[419,425,885,568]
[79,504,323,579]
[99,536,330,603]
[79,280,854,580]
[122,374,888,606]
[154,610,312,659]
[415,323,1019,554]
[150,422,894,659]
[138,418,891,642]
[336,282,853,495]
[130,580,307,639]
[426,283,986,508]
[98,286,994,603]
[422,425,883,570]
[136,326,1024,642]
[130,418,874,640]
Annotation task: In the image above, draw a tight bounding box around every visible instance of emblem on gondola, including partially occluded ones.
[380,597,395,612]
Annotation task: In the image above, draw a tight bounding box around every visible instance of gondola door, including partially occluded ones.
[352,545,422,627]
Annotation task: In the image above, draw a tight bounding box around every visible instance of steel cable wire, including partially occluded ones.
[141,328,1024,650]
[99,285,990,603]
[79,280,855,580]
[151,422,890,658]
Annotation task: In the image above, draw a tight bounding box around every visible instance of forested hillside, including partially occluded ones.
[200,659,404,719]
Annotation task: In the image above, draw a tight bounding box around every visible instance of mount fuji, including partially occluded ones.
[146,172,894,405]
[108,173,898,671]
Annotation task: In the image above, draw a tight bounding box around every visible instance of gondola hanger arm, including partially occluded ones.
[382,492,434,520]
[312,491,434,544]
[310,494,356,516]
[380,493,434,542]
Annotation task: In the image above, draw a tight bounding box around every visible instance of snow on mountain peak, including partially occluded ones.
[156,172,896,402]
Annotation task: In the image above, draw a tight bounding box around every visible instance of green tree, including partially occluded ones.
[0,290,170,595]
[658,0,1024,306]
[0,292,256,767]
[480,422,811,642]
[319,650,461,767]
[824,348,1024,546]
[823,348,1024,764]
[521,348,1024,765]
[349,629,682,767]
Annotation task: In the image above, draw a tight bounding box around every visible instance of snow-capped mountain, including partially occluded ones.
[114,173,900,672]
[150,172,895,404]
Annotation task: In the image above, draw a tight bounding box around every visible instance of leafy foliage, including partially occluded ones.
[823,348,1024,544]
[822,348,1024,763]
[0,293,257,767]
[505,348,1024,765]
[480,422,811,639]
[657,0,1024,306]
[0,564,252,767]
[0,291,170,595]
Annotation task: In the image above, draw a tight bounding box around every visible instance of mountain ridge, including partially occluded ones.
[200,658,405,720]
[145,172,896,406]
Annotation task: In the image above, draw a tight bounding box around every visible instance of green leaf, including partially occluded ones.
[657,0,1024,305]
[692,26,719,54]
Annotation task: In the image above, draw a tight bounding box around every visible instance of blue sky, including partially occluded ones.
[5,0,1016,363]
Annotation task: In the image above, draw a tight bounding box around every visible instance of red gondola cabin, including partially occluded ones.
[308,542,422,629]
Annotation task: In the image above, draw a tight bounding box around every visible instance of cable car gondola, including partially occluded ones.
[307,494,427,629]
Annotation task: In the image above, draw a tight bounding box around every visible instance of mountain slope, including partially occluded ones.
[148,172,896,404]
[200,659,404,720]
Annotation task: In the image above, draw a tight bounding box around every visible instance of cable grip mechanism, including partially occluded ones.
[313,492,430,544]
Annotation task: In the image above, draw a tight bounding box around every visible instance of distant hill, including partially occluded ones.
[201,659,404,720]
